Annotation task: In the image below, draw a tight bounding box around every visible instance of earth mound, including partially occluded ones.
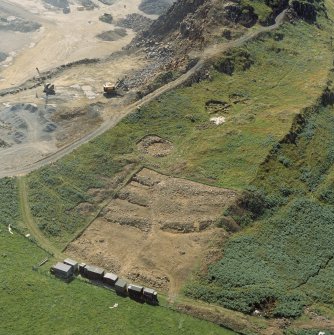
[97,28,127,41]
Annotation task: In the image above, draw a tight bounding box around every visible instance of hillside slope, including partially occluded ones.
[0,0,334,334]
[136,0,291,51]
[185,0,334,321]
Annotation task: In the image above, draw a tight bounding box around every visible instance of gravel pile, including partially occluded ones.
[139,0,174,15]
[0,16,41,33]
[97,0,116,5]
[99,13,113,24]
[43,0,69,9]
[0,103,57,146]
[0,52,8,62]
[97,28,127,41]
[117,13,152,32]
[122,44,174,89]
[78,0,98,10]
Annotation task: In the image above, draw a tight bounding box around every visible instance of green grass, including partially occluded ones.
[0,233,236,335]
[185,74,334,317]
[184,2,334,318]
[0,182,235,335]
[26,16,333,247]
[241,0,273,21]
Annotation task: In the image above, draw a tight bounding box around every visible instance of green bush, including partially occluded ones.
[186,197,334,317]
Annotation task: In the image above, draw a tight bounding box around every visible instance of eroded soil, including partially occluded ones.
[67,168,237,297]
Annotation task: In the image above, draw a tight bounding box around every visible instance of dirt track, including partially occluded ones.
[18,176,61,257]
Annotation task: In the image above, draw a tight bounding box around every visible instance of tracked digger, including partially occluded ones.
[36,67,55,95]
[103,78,124,96]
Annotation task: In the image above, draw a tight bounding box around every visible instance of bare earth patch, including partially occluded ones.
[66,168,237,297]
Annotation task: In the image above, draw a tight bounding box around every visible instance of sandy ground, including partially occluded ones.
[0,0,153,171]
[67,168,237,298]
[0,0,155,88]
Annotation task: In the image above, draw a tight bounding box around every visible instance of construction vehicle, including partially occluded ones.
[36,67,55,95]
[103,82,117,94]
[103,79,125,97]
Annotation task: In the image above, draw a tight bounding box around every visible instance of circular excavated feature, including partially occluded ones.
[137,135,173,157]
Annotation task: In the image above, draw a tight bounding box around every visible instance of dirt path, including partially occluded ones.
[0,10,287,179]
[17,176,62,257]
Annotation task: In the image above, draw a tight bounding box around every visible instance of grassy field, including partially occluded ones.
[0,182,236,335]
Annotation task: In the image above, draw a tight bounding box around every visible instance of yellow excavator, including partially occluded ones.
[103,79,123,96]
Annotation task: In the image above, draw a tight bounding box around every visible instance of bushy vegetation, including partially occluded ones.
[214,49,254,76]
[186,197,334,317]
[186,69,334,317]
[184,3,334,316]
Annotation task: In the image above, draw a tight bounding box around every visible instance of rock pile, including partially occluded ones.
[117,13,152,32]
[0,52,8,63]
[43,0,69,9]
[139,0,174,15]
[97,28,127,41]
[0,16,41,32]
[99,13,113,24]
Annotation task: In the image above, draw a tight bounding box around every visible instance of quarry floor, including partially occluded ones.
[0,0,153,172]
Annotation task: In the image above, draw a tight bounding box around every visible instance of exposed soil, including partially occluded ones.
[0,0,159,172]
[0,0,139,88]
[137,135,173,157]
[67,168,237,296]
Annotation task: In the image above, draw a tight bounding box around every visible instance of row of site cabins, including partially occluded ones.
[50,258,158,305]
